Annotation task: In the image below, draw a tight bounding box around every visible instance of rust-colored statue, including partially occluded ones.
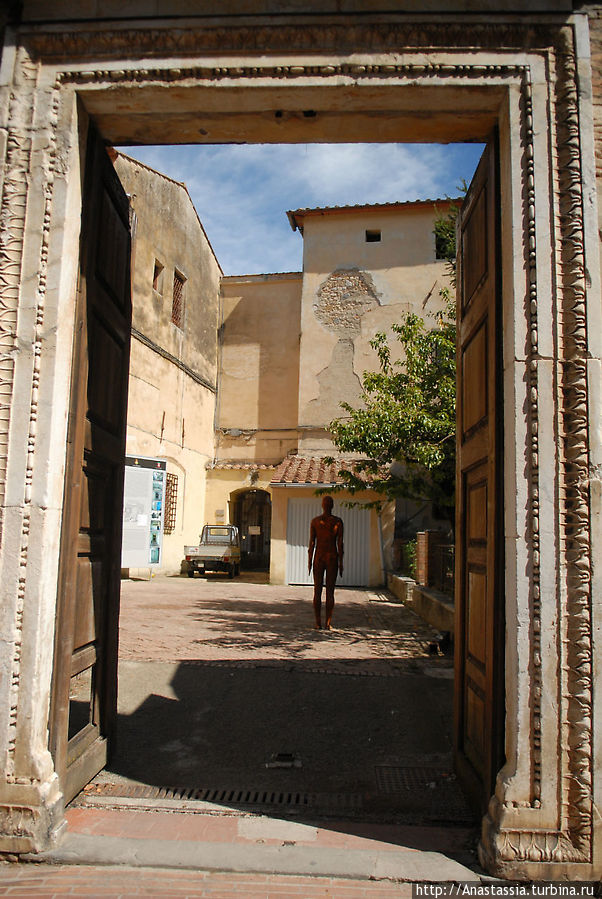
[308,496,344,630]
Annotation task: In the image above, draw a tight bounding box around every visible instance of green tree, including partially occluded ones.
[324,202,459,517]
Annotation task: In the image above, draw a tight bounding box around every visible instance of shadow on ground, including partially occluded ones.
[183,594,436,656]
[83,659,474,832]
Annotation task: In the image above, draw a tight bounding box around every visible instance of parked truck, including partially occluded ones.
[184,524,241,578]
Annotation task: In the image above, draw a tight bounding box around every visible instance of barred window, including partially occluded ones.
[171,270,185,328]
[163,473,178,535]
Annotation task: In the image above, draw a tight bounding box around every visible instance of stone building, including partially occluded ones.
[108,152,450,584]
[113,153,221,574]
[1,0,602,882]
[207,200,453,586]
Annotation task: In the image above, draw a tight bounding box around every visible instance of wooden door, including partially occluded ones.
[49,123,131,804]
[454,137,505,812]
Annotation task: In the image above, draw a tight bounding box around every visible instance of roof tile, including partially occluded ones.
[271,456,360,486]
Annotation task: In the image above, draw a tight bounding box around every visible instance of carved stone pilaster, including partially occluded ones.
[552,26,594,862]
[0,46,38,777]
[480,23,595,876]
[0,44,64,853]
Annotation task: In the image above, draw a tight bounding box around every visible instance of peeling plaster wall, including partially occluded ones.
[297,204,453,451]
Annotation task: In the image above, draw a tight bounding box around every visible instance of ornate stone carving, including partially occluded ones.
[551,27,594,862]
[497,828,586,865]
[519,68,544,808]
[22,22,560,63]
[56,60,528,88]
[0,48,39,775]
[0,47,62,784]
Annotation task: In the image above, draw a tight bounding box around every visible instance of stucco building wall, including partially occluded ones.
[293,203,452,452]
[114,154,221,572]
[217,273,302,463]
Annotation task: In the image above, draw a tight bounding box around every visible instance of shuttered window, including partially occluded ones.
[171,271,185,328]
[163,473,178,535]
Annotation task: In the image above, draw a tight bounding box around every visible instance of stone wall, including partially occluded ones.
[114,154,221,572]
[297,203,452,449]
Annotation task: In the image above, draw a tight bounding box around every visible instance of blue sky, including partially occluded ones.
[117,143,484,275]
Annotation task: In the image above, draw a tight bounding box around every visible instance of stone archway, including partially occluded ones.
[0,8,600,881]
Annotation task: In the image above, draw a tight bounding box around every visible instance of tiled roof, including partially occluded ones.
[271,456,360,486]
[286,197,461,233]
[208,461,277,471]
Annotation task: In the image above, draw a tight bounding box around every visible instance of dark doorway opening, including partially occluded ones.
[231,489,272,571]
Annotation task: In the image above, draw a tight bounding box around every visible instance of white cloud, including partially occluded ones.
[117,143,482,274]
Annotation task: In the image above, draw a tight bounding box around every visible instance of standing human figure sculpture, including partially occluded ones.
[308,496,344,630]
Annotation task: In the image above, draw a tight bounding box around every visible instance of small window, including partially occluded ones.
[171,270,186,328]
[365,229,381,243]
[152,260,164,294]
[163,472,178,535]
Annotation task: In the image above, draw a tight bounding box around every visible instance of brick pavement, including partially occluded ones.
[0,862,414,897]
[118,574,443,662]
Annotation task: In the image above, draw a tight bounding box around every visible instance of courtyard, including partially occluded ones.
[14,574,482,888]
[84,574,468,823]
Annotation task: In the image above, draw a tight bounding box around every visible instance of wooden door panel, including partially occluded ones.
[88,313,129,433]
[464,680,486,774]
[467,567,487,668]
[72,558,99,649]
[461,184,488,308]
[461,320,488,437]
[467,478,487,544]
[97,190,130,306]
[49,122,131,805]
[455,136,505,812]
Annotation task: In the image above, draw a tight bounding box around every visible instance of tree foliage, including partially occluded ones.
[324,202,459,516]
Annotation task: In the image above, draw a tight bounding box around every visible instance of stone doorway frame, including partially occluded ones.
[0,12,600,880]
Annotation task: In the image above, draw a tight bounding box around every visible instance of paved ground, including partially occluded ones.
[96,575,462,814]
[0,862,417,897]
[117,572,443,661]
[1,575,480,895]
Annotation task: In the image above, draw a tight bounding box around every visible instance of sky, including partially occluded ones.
[117,143,484,275]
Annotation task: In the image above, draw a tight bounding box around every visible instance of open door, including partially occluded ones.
[454,137,505,812]
[49,122,132,804]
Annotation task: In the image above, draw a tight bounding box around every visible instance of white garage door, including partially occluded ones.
[285,497,371,586]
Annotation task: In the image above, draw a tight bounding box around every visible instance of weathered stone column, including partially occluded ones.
[0,31,81,851]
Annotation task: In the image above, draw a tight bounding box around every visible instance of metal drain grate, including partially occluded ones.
[375,765,452,792]
[80,781,362,811]
[373,765,474,823]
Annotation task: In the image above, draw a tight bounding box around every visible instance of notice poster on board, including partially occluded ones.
[122,456,166,568]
